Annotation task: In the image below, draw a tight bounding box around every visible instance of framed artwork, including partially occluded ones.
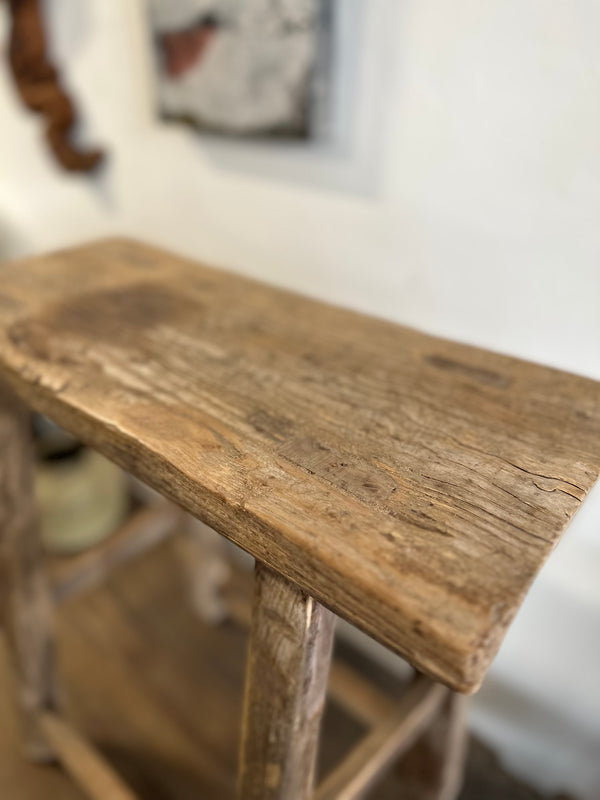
[147,0,330,138]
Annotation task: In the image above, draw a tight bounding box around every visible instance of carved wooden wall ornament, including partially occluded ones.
[6,0,104,172]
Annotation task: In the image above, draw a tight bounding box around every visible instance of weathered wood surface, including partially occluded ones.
[224,569,404,729]
[238,563,335,800]
[0,239,599,691]
[1,535,531,800]
[0,388,57,760]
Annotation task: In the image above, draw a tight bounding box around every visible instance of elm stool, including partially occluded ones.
[0,239,598,800]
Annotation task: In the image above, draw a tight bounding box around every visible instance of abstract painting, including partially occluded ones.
[147,0,330,138]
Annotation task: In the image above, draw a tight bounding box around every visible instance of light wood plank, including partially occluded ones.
[1,239,599,690]
[238,563,335,800]
[316,676,448,800]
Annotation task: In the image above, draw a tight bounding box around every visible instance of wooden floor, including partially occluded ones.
[0,536,569,800]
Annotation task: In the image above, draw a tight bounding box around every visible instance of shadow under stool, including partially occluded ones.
[0,239,598,800]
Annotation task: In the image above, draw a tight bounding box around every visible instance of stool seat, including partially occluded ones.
[1,238,598,693]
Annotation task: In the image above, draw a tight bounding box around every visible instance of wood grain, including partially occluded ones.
[0,387,57,760]
[224,568,403,729]
[0,238,599,691]
[238,563,335,800]
[0,533,547,800]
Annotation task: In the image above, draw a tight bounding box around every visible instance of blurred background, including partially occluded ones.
[0,1,599,799]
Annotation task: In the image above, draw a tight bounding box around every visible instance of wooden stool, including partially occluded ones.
[0,239,598,800]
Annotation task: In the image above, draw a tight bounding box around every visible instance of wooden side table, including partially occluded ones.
[1,239,598,799]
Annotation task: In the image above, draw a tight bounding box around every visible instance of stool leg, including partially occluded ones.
[403,690,469,800]
[428,693,469,800]
[238,562,335,800]
[0,388,57,761]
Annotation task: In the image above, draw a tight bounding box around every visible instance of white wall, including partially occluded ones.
[1,1,599,796]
